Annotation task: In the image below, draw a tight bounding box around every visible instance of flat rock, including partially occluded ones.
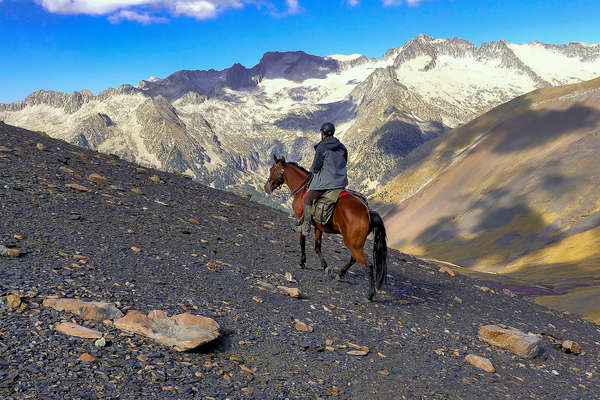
[439,266,456,277]
[88,173,110,185]
[78,353,99,362]
[465,354,495,372]
[66,183,91,193]
[0,245,20,258]
[478,325,541,359]
[277,285,301,298]
[55,322,103,339]
[113,310,220,352]
[43,298,124,321]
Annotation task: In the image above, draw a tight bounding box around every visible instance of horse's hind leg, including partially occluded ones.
[298,233,306,269]
[337,256,355,279]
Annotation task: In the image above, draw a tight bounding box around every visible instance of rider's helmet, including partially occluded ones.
[320,122,335,136]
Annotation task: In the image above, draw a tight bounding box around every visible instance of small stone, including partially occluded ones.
[561,340,582,355]
[79,353,99,363]
[277,286,301,298]
[378,370,390,376]
[36,143,45,151]
[188,218,200,225]
[131,188,143,195]
[502,288,516,297]
[131,246,142,253]
[0,245,20,258]
[13,235,23,240]
[240,365,255,374]
[88,173,110,185]
[263,224,274,229]
[55,322,103,339]
[66,183,91,193]
[476,286,492,293]
[294,319,313,333]
[149,174,161,183]
[137,354,149,362]
[465,354,495,372]
[4,294,22,310]
[252,296,263,303]
[94,337,107,347]
[439,266,456,277]
[348,342,369,353]
[454,296,463,303]
[347,350,368,356]
[285,272,297,283]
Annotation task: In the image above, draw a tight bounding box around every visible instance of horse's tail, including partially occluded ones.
[369,210,387,290]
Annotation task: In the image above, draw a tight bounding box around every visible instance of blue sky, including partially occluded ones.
[1,0,599,103]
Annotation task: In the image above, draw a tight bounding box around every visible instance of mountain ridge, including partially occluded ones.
[1,35,599,208]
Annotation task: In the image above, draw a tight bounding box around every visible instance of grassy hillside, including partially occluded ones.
[375,77,600,322]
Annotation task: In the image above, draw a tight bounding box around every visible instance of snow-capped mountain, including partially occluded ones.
[2,35,599,207]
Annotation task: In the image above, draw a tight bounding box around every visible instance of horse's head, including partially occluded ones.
[264,154,286,194]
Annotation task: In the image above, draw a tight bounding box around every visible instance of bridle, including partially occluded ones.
[266,162,311,196]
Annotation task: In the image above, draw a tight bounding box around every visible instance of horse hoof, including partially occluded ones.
[367,290,375,302]
[325,267,335,280]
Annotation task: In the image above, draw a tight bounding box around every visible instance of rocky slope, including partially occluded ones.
[2,122,600,399]
[2,35,599,206]
[374,77,600,323]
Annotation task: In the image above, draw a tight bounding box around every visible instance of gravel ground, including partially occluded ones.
[1,122,600,399]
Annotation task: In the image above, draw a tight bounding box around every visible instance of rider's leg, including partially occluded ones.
[299,190,323,235]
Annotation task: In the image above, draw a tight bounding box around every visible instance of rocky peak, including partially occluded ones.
[251,51,339,81]
[392,35,477,70]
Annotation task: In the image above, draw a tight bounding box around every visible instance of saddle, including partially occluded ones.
[310,189,368,226]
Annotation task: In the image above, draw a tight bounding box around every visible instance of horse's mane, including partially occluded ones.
[285,161,309,174]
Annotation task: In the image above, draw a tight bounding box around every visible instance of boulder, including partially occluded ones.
[478,325,541,359]
[465,354,495,372]
[55,322,102,339]
[43,298,123,321]
[113,310,220,352]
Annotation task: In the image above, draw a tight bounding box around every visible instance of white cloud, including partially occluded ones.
[108,9,169,23]
[285,0,299,14]
[348,0,359,6]
[382,0,423,5]
[174,0,217,18]
[35,0,256,21]
[35,0,161,15]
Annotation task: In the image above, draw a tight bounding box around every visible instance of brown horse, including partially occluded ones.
[264,155,387,300]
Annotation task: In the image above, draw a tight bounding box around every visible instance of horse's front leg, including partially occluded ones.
[298,233,306,269]
[315,229,335,279]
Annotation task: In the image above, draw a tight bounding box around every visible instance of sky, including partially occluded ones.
[1,0,599,103]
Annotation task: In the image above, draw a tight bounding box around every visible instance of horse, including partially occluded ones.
[264,155,387,301]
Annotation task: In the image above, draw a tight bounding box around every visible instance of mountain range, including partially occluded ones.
[2,35,599,208]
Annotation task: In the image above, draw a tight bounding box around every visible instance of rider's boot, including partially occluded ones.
[299,204,313,236]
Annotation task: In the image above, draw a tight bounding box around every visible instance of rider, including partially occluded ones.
[297,122,348,235]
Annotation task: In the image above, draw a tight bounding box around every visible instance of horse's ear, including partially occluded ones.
[273,154,278,163]
[281,155,286,163]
